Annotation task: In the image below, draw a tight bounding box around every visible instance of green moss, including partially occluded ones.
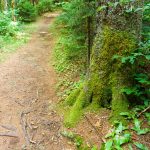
[106,27,136,124]
[85,102,101,112]
[110,71,129,124]
[64,108,83,127]
[64,83,93,127]
[63,26,137,127]
[64,87,81,106]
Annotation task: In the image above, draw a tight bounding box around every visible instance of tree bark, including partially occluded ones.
[11,0,16,21]
[4,0,8,11]
[0,0,6,11]
[64,0,143,126]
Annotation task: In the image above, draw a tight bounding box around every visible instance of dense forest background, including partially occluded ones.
[0,0,149,149]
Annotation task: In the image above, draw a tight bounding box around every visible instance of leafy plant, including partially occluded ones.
[36,0,54,15]
[104,103,150,150]
[97,0,150,16]
[132,119,149,135]
[134,142,148,150]
[17,0,37,22]
[104,122,131,150]
[145,113,150,125]
[119,41,150,104]
[120,103,150,136]
[0,11,20,36]
[61,130,101,150]
[120,112,137,120]
[55,0,95,60]
[116,1,150,110]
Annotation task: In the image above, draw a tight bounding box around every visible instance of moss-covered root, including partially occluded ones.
[110,71,129,124]
[64,83,92,127]
[64,87,81,106]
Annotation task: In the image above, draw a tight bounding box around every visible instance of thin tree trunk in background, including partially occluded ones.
[87,0,92,71]
[4,0,8,11]
[12,0,16,21]
[87,15,91,67]
[0,0,8,11]
[1,0,7,11]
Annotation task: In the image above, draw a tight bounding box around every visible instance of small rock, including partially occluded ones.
[21,145,27,150]
[31,122,34,125]
[95,121,101,127]
[67,141,72,145]
[32,126,38,129]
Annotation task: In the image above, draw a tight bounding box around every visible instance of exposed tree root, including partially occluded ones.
[20,110,33,145]
[0,132,18,137]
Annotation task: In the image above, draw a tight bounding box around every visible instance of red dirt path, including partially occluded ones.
[0,13,74,150]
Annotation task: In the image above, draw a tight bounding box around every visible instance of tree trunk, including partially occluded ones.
[12,0,16,21]
[0,0,6,11]
[4,0,8,11]
[64,0,143,127]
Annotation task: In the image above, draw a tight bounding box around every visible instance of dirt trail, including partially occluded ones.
[0,13,71,150]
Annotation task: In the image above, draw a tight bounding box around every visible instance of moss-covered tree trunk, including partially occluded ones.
[64,0,143,126]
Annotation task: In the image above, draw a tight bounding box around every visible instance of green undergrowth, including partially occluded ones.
[61,24,149,127]
[50,19,92,127]
[61,130,98,150]
[0,22,37,63]
[50,0,95,127]
[61,101,150,150]
[50,22,86,102]
[102,102,150,150]
[50,1,150,149]
[63,26,137,127]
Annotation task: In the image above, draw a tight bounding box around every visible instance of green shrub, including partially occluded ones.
[17,0,37,22]
[0,11,19,36]
[55,0,95,60]
[36,0,54,15]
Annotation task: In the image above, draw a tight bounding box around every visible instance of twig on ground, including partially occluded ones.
[20,110,32,145]
[30,139,36,144]
[15,100,24,107]
[0,132,18,137]
[31,129,37,141]
[138,105,150,117]
[26,118,32,130]
[84,115,105,142]
[0,124,16,131]
[34,89,39,103]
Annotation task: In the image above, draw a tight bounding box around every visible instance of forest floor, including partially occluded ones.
[0,12,149,150]
[0,13,76,150]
